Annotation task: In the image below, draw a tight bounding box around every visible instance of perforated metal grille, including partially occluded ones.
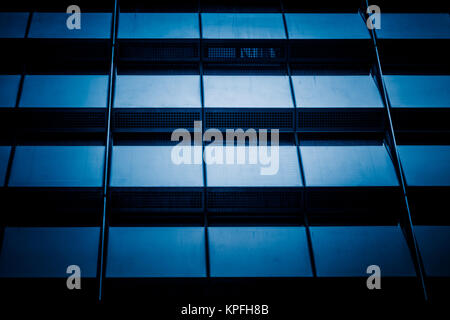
[111,191,202,209]
[120,43,199,61]
[207,191,301,209]
[205,46,283,61]
[21,111,106,129]
[206,111,293,129]
[113,111,201,129]
[298,110,383,130]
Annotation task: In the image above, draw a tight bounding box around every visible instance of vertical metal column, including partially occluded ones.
[361,1,429,301]
[280,0,318,278]
[97,0,119,302]
[198,4,211,278]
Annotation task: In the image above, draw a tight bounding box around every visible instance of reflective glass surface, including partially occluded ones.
[9,146,105,187]
[300,145,399,187]
[106,227,206,277]
[202,13,286,39]
[118,13,199,39]
[292,75,383,108]
[384,76,450,108]
[0,75,20,108]
[20,75,109,108]
[204,76,293,108]
[285,13,370,39]
[114,75,201,108]
[0,12,29,38]
[28,12,112,39]
[0,227,99,278]
[206,146,302,187]
[209,227,312,277]
[398,146,450,187]
[376,14,450,39]
[414,226,450,277]
[311,226,416,277]
[110,146,203,187]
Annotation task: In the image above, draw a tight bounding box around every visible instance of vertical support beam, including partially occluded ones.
[198,6,211,278]
[280,0,317,278]
[98,0,119,302]
[361,0,429,301]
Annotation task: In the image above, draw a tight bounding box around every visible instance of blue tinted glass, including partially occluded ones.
[0,227,99,278]
[202,13,286,39]
[28,12,112,39]
[118,13,199,39]
[300,145,399,187]
[0,12,29,38]
[110,146,203,187]
[204,76,293,108]
[414,226,450,277]
[398,146,450,187]
[311,226,416,277]
[206,146,302,187]
[0,75,20,108]
[376,14,450,39]
[209,227,312,277]
[20,75,109,108]
[106,227,206,277]
[285,14,370,39]
[292,75,383,108]
[384,76,450,108]
[9,146,105,187]
[0,146,11,186]
[114,75,201,108]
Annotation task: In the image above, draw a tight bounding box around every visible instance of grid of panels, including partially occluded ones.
[0,0,449,307]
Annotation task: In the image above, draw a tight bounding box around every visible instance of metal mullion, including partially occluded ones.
[361,0,429,301]
[199,10,211,279]
[97,0,119,302]
[280,1,317,278]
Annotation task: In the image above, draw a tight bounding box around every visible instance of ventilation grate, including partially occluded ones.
[206,111,293,129]
[208,191,301,209]
[119,43,199,61]
[111,191,203,209]
[205,46,284,61]
[298,110,383,130]
[113,111,201,129]
[20,111,106,129]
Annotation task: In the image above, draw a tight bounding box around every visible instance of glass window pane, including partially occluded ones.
[114,75,201,108]
[376,14,450,39]
[20,75,109,108]
[209,227,312,277]
[292,75,383,108]
[204,76,293,108]
[118,13,199,39]
[398,145,450,187]
[415,226,450,277]
[9,146,105,187]
[106,227,206,277]
[0,146,11,185]
[28,12,112,39]
[0,12,29,38]
[110,146,203,187]
[0,227,99,278]
[384,75,450,108]
[285,14,370,39]
[310,226,416,277]
[202,13,286,39]
[300,145,399,187]
[0,75,20,108]
[206,146,302,187]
